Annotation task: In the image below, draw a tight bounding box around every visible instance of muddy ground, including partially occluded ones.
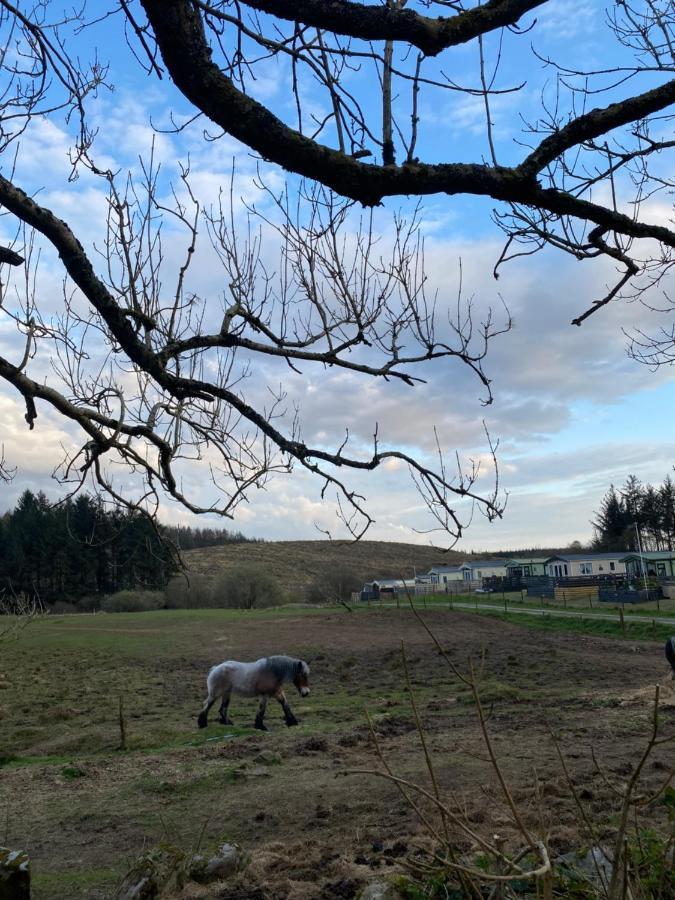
[1,606,674,899]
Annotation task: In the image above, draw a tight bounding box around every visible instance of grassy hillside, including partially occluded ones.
[183,539,462,598]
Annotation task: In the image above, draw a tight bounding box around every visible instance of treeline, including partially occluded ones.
[592,474,675,552]
[162,523,258,550]
[0,491,178,602]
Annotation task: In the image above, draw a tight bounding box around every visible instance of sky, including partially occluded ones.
[0,0,674,552]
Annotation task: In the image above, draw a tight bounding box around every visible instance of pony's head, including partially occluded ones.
[293,659,310,697]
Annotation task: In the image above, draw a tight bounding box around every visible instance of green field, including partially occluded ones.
[2,604,674,899]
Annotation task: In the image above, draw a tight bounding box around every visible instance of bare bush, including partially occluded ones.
[0,591,43,641]
[165,575,216,609]
[306,567,362,604]
[211,568,286,610]
[50,600,79,615]
[100,590,166,613]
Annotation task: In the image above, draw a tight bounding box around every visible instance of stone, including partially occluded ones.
[559,846,614,892]
[0,848,30,900]
[358,879,405,900]
[189,843,244,884]
[252,750,282,766]
[118,875,158,900]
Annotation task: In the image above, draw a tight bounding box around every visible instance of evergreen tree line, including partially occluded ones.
[0,490,178,602]
[162,523,258,550]
[592,474,675,553]
[0,491,255,604]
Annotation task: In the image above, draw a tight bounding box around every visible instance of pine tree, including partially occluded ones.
[659,476,675,552]
[592,485,631,551]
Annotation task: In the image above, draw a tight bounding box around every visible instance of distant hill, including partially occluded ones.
[182,540,590,600]
[183,540,464,598]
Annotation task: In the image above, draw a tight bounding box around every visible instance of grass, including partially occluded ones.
[2,602,671,899]
[32,867,122,899]
[470,607,675,642]
[0,604,397,762]
[404,590,675,616]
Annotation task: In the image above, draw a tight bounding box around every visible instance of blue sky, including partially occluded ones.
[0,1,674,551]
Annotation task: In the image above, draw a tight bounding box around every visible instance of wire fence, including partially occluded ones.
[350,586,675,633]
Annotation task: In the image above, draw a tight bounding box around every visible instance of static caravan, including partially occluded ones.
[360,578,416,601]
[544,553,627,578]
[427,565,464,585]
[621,552,675,579]
[460,559,509,583]
[505,557,549,578]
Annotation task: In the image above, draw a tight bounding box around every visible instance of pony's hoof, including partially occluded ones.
[286,717,299,727]
[197,714,208,729]
[254,721,268,731]
[219,717,234,726]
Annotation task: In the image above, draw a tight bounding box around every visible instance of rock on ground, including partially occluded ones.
[358,880,405,900]
[0,848,30,900]
[190,843,245,884]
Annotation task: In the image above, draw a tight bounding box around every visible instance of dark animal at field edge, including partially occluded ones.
[665,637,675,678]
[198,655,310,731]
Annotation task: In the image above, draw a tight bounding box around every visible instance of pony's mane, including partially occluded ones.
[266,655,308,680]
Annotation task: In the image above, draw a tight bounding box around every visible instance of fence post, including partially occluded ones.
[657,594,661,613]
[619,605,625,635]
[588,592,593,609]
[504,594,507,613]
[118,695,127,751]
[563,592,567,610]
[396,593,400,609]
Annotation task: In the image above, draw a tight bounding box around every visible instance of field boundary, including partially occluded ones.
[369,596,675,631]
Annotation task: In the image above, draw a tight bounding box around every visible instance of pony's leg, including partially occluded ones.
[197,694,216,729]
[254,696,268,731]
[218,689,234,725]
[276,690,298,727]
[198,668,227,728]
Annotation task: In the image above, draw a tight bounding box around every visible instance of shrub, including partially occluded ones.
[77,595,101,612]
[100,590,166,613]
[165,574,215,609]
[306,566,362,604]
[49,600,78,615]
[211,567,286,609]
